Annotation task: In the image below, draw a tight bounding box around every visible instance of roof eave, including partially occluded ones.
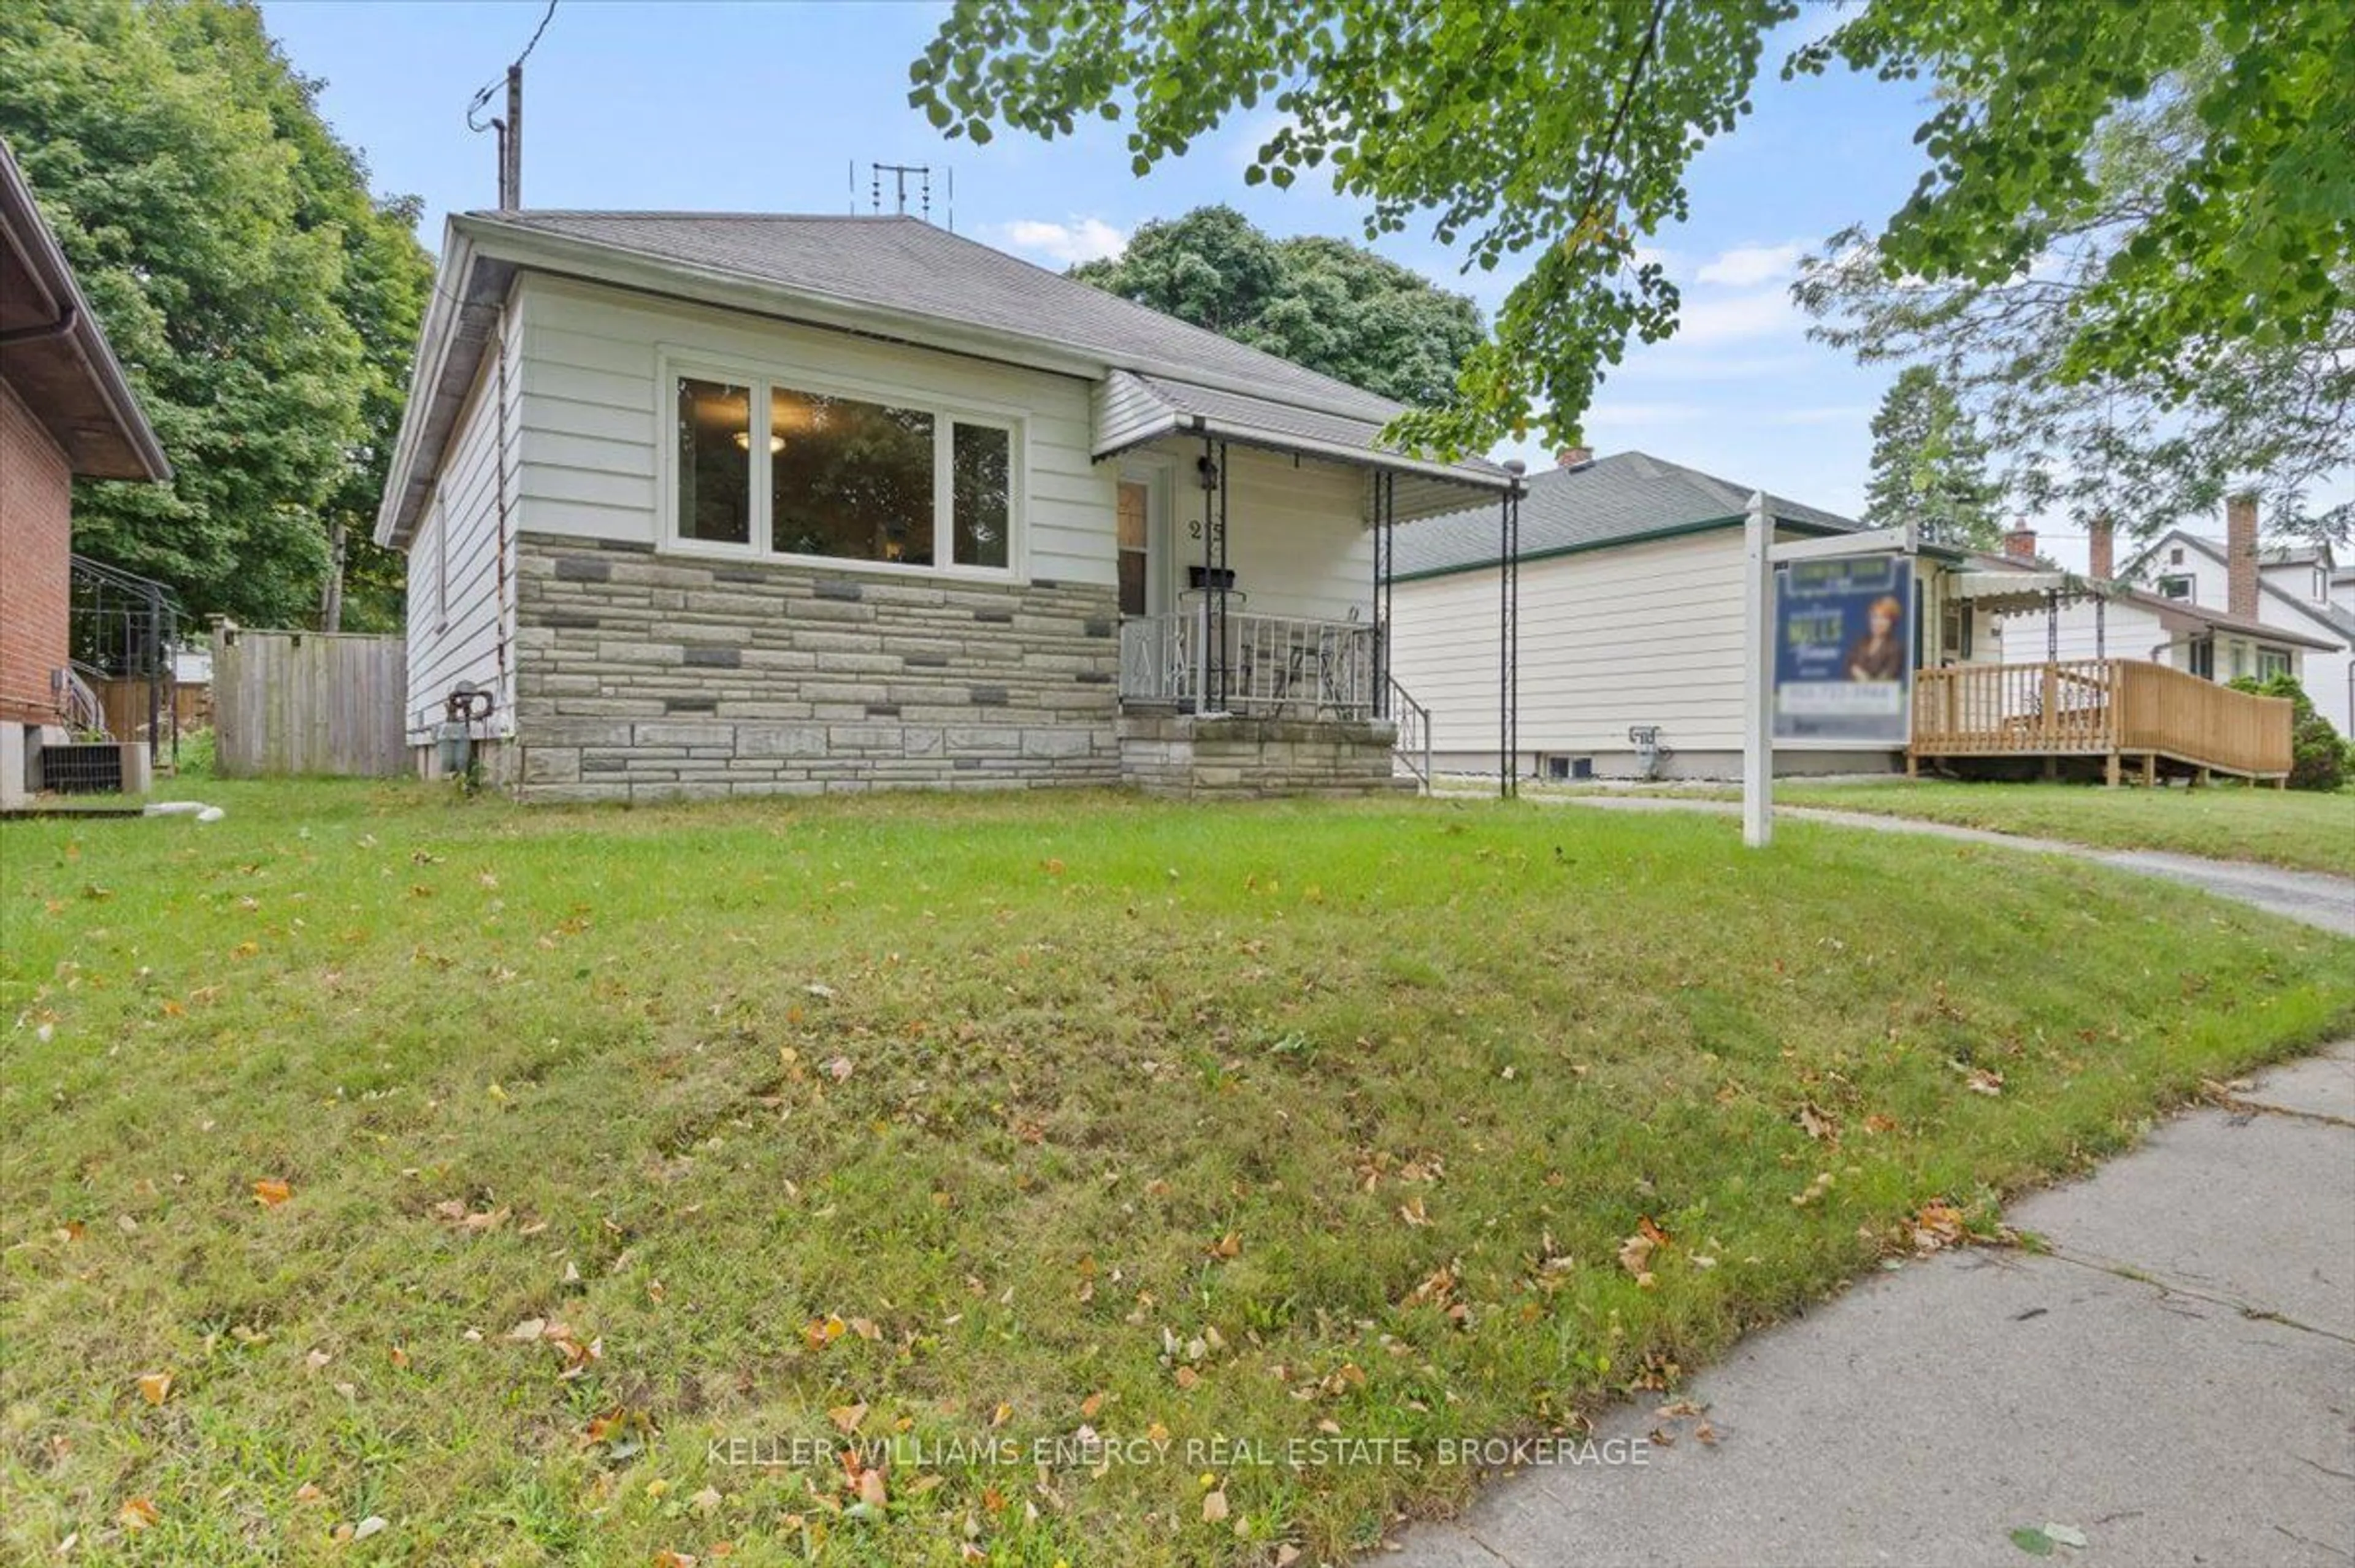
[0,147,170,483]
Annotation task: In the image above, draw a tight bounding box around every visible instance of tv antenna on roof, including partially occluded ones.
[857,161,952,229]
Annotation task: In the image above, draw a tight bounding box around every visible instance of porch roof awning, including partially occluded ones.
[1947,568,2075,613]
[1092,369,1517,522]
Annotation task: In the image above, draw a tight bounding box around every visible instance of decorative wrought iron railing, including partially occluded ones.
[1119,610,1377,719]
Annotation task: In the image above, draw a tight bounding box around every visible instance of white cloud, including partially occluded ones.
[990,216,1127,267]
[1694,241,1806,288]
[1671,288,1801,347]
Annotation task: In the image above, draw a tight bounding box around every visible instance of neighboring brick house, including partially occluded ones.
[376,210,1513,799]
[0,139,170,774]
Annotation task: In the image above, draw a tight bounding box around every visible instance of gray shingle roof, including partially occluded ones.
[477,210,1409,423]
[1394,451,1858,577]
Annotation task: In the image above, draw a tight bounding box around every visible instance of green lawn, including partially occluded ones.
[5,782,2351,1566]
[1772,779,2355,878]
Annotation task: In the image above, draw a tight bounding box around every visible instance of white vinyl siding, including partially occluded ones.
[404,302,518,742]
[514,276,1112,586]
[1130,439,1374,624]
[1390,527,1767,758]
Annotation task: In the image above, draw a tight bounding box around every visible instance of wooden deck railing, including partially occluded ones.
[1912,659,2293,779]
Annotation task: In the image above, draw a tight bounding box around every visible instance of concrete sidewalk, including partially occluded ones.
[1390,797,2355,1567]
[1443,790,2355,938]
[1389,1044,2355,1568]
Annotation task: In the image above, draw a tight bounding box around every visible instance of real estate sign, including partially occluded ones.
[1772,555,1914,744]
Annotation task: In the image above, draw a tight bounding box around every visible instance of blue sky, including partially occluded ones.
[263,0,2113,569]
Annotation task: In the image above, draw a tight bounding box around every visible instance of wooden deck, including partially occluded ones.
[1912,659,2295,784]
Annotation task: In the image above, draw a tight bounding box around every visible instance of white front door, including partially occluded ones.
[1116,464,1173,618]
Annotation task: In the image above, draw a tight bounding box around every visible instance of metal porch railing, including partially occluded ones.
[1119,610,1377,719]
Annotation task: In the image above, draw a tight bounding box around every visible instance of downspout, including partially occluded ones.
[494,301,513,776]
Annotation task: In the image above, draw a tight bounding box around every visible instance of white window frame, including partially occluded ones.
[2257,646,2292,681]
[656,348,1027,583]
[2156,573,2195,602]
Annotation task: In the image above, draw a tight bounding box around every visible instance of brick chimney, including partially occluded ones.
[1555,446,1593,470]
[2001,519,2037,561]
[2226,492,2258,619]
[2088,513,2115,581]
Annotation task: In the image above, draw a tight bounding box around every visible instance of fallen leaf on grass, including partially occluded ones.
[856,1467,887,1507]
[827,1402,868,1434]
[687,1485,723,1516]
[1208,1231,1241,1259]
[252,1178,293,1207]
[118,1497,159,1531]
[506,1318,548,1342]
[136,1371,172,1406]
[353,1516,388,1540]
[1797,1103,1838,1142]
[1201,1489,1229,1523]
[1618,1217,1671,1287]
[653,1553,699,1568]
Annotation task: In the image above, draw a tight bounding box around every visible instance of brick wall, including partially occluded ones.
[0,378,72,725]
[511,534,1122,802]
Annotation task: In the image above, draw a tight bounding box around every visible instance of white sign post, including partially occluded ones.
[1742,500,1920,851]
[1741,492,1774,848]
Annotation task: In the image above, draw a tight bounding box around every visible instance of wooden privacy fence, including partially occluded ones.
[93,676,209,743]
[212,627,407,778]
[1912,659,2293,781]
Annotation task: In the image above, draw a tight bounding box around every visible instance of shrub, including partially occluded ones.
[2228,674,2348,791]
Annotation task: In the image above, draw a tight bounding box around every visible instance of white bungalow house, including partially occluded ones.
[374,210,1512,800]
[1387,449,1875,779]
[1388,451,2311,784]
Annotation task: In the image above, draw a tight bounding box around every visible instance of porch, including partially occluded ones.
[1911,659,2296,784]
[1092,372,1522,796]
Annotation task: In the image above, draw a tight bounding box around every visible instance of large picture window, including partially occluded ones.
[667,365,1018,573]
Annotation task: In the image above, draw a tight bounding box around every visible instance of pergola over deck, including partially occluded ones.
[1923,564,2307,784]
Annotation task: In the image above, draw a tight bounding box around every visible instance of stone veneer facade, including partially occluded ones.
[1117,711,1404,798]
[513,532,1122,801]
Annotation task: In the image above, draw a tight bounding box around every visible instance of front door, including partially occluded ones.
[1118,480,1151,618]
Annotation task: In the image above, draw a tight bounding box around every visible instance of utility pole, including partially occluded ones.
[320,522,347,633]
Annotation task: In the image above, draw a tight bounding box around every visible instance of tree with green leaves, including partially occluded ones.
[1071,206,1485,404]
[1861,367,2002,548]
[908,1,2353,463]
[0,0,431,627]
[1799,67,2353,545]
